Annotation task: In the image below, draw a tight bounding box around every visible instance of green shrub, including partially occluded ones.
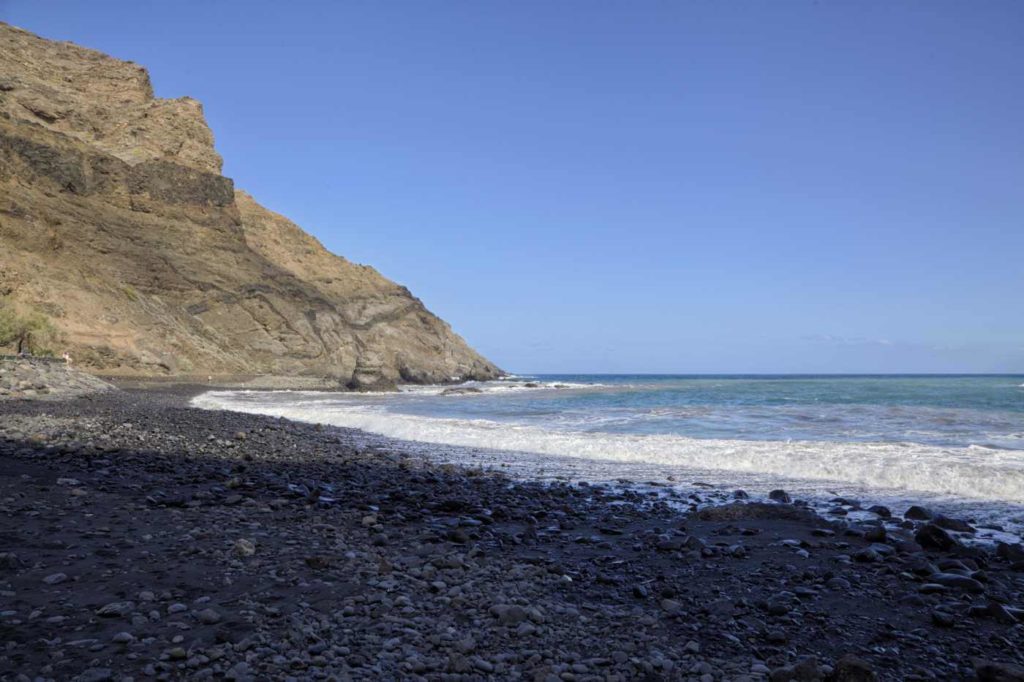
[0,306,16,348]
[0,304,62,355]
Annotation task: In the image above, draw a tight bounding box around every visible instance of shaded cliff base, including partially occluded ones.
[0,356,383,396]
[1,389,1023,681]
[102,369,503,392]
[0,355,115,400]
[103,373,382,392]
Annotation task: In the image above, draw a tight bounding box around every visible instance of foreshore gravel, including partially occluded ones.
[1,388,1023,681]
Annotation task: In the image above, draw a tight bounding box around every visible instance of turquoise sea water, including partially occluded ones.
[195,374,1024,530]
[395,374,1024,450]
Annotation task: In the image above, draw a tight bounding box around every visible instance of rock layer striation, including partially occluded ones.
[0,23,500,386]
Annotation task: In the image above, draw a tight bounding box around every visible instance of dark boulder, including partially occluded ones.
[696,502,820,524]
[853,548,881,563]
[934,514,975,533]
[832,654,878,681]
[928,572,984,593]
[768,489,792,504]
[904,505,934,521]
[983,601,1019,624]
[862,525,886,543]
[996,541,1024,565]
[915,523,958,551]
[974,659,1024,682]
[768,656,821,681]
[346,360,398,392]
[441,387,484,396]
[867,505,892,519]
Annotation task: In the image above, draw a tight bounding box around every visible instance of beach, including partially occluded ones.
[2,385,1023,681]
[3,6,1022,681]
[194,375,1024,537]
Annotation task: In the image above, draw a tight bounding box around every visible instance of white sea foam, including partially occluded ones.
[397,379,607,396]
[192,390,1024,505]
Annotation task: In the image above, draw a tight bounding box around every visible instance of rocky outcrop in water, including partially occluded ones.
[0,23,501,386]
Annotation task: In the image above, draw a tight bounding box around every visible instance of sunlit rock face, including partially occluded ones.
[0,23,501,386]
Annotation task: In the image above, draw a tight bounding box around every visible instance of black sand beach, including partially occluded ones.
[1,387,1023,681]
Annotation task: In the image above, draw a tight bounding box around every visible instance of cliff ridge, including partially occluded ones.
[0,23,501,386]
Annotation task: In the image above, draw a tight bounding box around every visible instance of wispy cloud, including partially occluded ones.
[801,334,897,347]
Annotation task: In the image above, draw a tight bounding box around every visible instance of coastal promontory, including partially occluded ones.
[0,23,501,387]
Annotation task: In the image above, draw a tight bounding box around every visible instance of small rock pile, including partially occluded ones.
[0,356,115,400]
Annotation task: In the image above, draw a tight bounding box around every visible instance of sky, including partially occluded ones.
[4,1,1023,374]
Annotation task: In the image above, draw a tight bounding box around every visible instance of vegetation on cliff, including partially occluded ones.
[0,303,61,356]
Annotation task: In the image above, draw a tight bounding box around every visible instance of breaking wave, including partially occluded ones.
[398,379,608,395]
[193,390,1024,504]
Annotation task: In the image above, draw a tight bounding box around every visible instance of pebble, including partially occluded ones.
[974,659,1024,681]
[196,608,222,624]
[224,662,250,680]
[929,573,985,593]
[2,388,1021,681]
[491,604,528,625]
[660,599,683,614]
[931,609,955,628]
[95,601,135,617]
[232,539,256,557]
[833,654,877,681]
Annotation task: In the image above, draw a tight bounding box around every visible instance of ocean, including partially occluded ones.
[193,374,1024,535]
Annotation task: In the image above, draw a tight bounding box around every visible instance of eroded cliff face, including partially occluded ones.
[0,23,501,386]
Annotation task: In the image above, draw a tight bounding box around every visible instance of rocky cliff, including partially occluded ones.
[0,23,501,387]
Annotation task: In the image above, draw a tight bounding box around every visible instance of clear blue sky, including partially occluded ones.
[5,1,1023,373]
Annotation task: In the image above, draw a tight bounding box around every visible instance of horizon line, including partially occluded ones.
[514,371,1024,377]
